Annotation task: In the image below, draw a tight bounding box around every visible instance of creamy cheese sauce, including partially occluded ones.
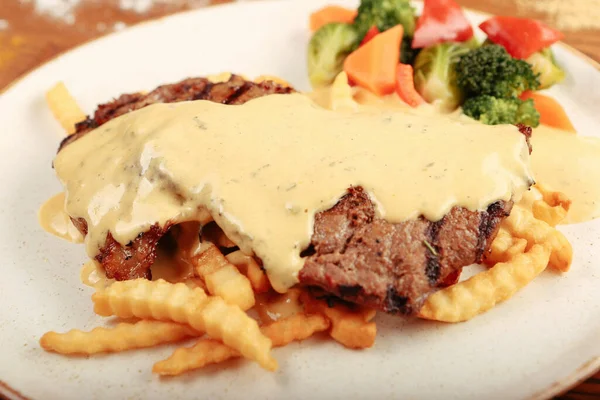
[530,126,600,224]
[52,93,532,292]
[342,85,600,225]
[80,260,113,289]
[38,192,83,243]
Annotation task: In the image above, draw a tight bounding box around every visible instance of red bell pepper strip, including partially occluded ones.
[479,16,564,59]
[360,26,380,47]
[412,0,474,49]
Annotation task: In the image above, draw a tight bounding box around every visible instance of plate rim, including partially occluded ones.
[1,0,598,98]
[0,1,599,399]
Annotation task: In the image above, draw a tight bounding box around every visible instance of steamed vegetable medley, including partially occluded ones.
[307,0,573,130]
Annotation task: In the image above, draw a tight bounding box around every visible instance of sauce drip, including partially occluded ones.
[53,93,533,292]
[80,260,113,289]
[38,192,83,243]
[530,126,600,224]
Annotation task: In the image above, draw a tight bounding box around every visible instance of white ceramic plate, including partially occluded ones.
[1,1,599,399]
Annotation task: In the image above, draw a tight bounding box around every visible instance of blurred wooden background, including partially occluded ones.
[0,0,599,398]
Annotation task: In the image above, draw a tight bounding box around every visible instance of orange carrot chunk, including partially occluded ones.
[395,63,425,107]
[520,91,576,133]
[343,24,405,96]
[309,6,358,32]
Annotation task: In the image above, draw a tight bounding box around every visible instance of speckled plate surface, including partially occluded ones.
[0,1,599,399]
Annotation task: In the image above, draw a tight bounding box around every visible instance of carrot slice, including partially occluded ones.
[395,63,425,107]
[309,6,357,32]
[343,24,405,96]
[520,91,576,133]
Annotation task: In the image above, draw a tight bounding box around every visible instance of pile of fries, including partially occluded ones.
[41,76,573,377]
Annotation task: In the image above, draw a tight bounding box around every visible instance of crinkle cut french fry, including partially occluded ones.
[204,264,255,311]
[532,200,568,227]
[40,320,198,355]
[153,339,239,376]
[535,183,572,211]
[300,292,377,349]
[261,312,329,347]
[531,183,571,226]
[153,313,329,376]
[182,277,207,290]
[226,250,271,293]
[45,82,87,134]
[92,279,276,371]
[503,205,572,272]
[194,243,255,310]
[419,244,551,323]
[485,228,528,266]
[193,242,230,278]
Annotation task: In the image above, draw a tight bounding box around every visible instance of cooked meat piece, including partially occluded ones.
[60,74,527,315]
[64,75,294,280]
[298,187,513,315]
[58,75,295,151]
[97,224,169,281]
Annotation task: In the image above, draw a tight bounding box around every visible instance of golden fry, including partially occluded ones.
[194,243,255,310]
[261,312,329,347]
[485,228,528,265]
[301,292,377,349]
[530,183,571,227]
[226,250,271,293]
[153,339,239,376]
[419,244,551,323]
[535,183,572,211]
[503,205,572,272]
[532,200,569,227]
[92,279,276,371]
[193,242,230,277]
[40,320,197,355]
[45,82,86,135]
[204,264,255,311]
[153,313,329,376]
[182,277,207,290]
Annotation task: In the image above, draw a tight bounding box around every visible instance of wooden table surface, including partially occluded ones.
[0,0,599,399]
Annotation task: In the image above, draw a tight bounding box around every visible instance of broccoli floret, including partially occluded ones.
[354,0,416,40]
[307,23,360,88]
[526,47,565,89]
[413,41,477,112]
[515,97,541,127]
[462,95,540,127]
[456,44,540,98]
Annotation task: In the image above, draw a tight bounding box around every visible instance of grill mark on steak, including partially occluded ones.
[58,75,294,152]
[62,75,294,280]
[424,219,443,285]
[298,187,514,315]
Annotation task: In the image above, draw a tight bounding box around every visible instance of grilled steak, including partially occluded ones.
[299,187,512,315]
[61,75,294,280]
[60,74,529,315]
[59,74,295,151]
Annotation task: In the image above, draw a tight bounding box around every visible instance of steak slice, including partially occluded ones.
[62,75,294,280]
[299,187,513,315]
[58,74,295,151]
